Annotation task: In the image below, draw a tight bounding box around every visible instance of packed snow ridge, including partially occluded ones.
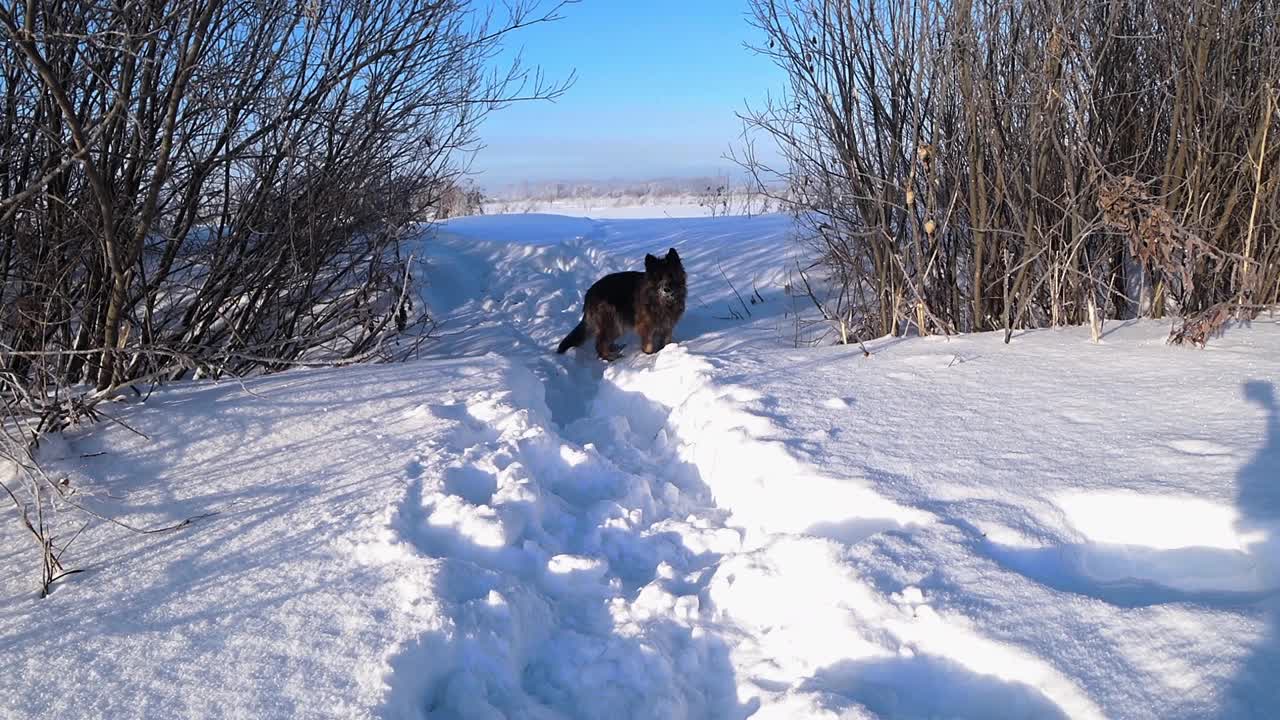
[4,211,1278,720]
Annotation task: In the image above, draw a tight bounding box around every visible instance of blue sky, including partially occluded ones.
[469,0,785,185]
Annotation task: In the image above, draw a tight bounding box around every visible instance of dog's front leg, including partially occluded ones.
[637,320,657,354]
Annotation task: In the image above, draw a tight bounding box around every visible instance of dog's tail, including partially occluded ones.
[556,320,588,354]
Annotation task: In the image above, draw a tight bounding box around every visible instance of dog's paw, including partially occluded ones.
[598,343,625,362]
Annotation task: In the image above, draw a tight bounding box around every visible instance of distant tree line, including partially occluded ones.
[483,175,784,216]
[741,0,1278,345]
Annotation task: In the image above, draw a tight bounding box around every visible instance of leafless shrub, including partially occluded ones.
[1168,303,1235,348]
[1,0,570,594]
[1097,173,1239,341]
[436,179,488,219]
[698,182,733,217]
[740,0,1279,344]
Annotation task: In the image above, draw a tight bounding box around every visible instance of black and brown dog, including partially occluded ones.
[557,248,687,361]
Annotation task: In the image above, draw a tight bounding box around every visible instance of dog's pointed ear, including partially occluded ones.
[645,253,659,272]
[666,248,680,262]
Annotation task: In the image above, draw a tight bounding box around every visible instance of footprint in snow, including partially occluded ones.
[442,464,499,506]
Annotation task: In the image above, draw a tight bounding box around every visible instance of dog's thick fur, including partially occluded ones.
[557,248,687,360]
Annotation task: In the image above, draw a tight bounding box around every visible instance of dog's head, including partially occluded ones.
[644,248,686,304]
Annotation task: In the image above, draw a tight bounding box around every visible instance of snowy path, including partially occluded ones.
[4,213,1278,719]
[383,341,1108,718]
[384,217,1126,718]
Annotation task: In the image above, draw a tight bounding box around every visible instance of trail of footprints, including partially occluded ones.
[390,375,745,718]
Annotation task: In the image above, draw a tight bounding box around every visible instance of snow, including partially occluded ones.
[4,211,1279,720]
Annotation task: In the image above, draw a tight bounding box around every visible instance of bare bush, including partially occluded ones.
[740,0,1279,344]
[1,0,569,594]
[436,179,488,219]
[698,179,733,217]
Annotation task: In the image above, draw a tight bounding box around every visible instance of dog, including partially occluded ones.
[556,248,687,361]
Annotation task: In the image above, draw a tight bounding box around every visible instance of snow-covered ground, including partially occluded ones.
[4,212,1278,720]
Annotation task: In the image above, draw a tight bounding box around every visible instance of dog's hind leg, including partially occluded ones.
[588,306,624,361]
